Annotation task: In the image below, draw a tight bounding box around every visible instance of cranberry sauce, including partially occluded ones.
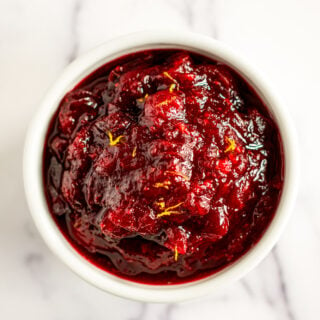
[43,50,284,284]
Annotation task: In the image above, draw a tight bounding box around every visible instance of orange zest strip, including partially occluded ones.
[165,170,190,181]
[107,130,124,146]
[163,71,175,82]
[156,95,176,107]
[169,83,176,93]
[155,199,165,209]
[157,202,184,218]
[153,181,171,190]
[174,246,179,261]
[132,146,137,157]
[224,137,236,153]
[163,71,179,92]
[136,93,149,103]
[157,210,181,218]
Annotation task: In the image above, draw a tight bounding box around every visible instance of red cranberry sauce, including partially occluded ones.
[44,50,284,284]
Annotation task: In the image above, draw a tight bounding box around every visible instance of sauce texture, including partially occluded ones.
[43,50,284,284]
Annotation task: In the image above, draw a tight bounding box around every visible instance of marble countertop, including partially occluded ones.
[1,0,319,319]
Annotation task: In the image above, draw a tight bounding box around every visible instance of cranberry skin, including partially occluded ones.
[58,91,98,135]
[44,49,284,284]
[185,180,215,216]
[140,91,185,132]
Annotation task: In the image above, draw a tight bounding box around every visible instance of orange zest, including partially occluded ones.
[107,130,124,146]
[132,146,137,157]
[169,83,176,93]
[163,71,178,93]
[155,199,166,209]
[163,71,175,82]
[224,137,236,153]
[153,180,171,190]
[136,93,149,103]
[174,246,179,261]
[156,95,177,107]
[165,170,190,181]
[157,202,184,218]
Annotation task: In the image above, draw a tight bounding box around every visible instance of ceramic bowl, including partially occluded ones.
[23,30,298,302]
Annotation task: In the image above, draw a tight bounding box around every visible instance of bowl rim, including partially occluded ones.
[23,30,298,303]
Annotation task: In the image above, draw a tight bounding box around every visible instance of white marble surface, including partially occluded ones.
[0,0,319,318]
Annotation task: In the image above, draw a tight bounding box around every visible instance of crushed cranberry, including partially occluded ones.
[43,50,284,284]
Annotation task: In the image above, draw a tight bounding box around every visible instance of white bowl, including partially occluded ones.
[23,30,298,303]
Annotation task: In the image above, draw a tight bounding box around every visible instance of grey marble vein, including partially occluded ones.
[160,303,175,320]
[24,220,38,240]
[182,0,194,28]
[24,251,52,299]
[182,0,219,39]
[272,248,296,320]
[25,252,43,265]
[128,303,147,320]
[240,278,254,297]
[205,0,219,39]
[67,0,83,63]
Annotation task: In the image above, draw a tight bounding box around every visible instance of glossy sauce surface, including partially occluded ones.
[44,50,284,284]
